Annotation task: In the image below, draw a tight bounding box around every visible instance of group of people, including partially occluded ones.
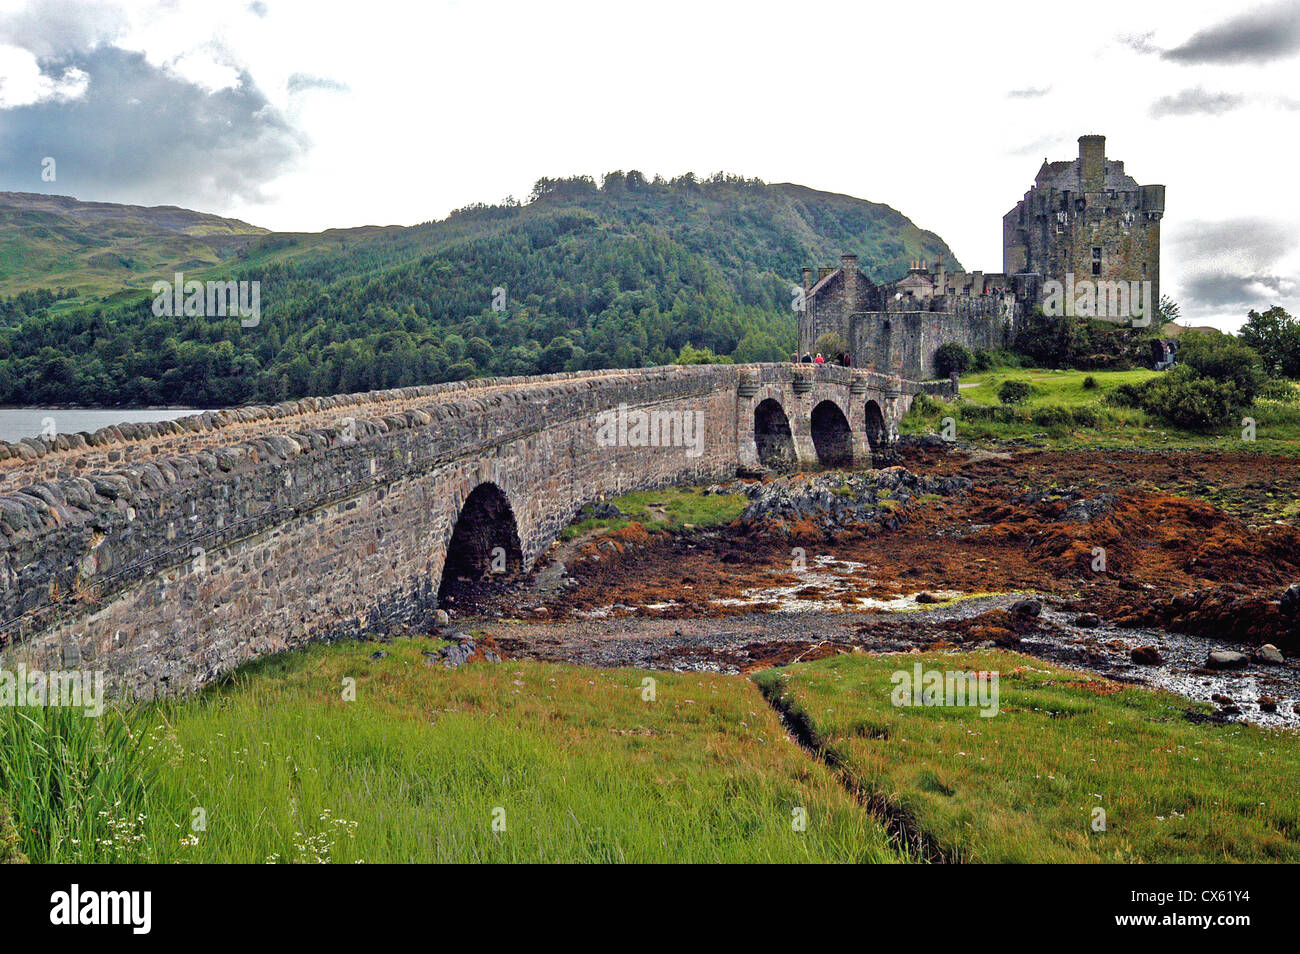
[793,351,852,367]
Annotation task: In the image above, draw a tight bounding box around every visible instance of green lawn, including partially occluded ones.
[903,368,1300,453]
[1,638,896,864]
[754,650,1300,863]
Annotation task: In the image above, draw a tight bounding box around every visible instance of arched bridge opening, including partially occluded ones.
[865,399,887,454]
[753,398,797,471]
[437,482,524,610]
[810,400,853,468]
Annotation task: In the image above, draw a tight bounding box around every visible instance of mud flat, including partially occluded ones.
[455,448,1300,730]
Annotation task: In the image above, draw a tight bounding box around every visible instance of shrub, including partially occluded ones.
[1070,405,1101,427]
[1111,365,1240,431]
[972,349,1027,371]
[933,343,973,378]
[1031,404,1072,427]
[1178,331,1264,402]
[998,379,1031,405]
[1082,375,1098,390]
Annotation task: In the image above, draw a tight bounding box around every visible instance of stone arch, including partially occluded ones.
[437,481,524,609]
[810,400,853,468]
[753,398,796,470]
[864,399,887,453]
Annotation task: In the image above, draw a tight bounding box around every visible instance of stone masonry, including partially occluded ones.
[0,363,948,698]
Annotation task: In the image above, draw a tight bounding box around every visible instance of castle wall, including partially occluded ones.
[851,311,1007,379]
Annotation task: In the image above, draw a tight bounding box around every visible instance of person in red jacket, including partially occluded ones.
[813,353,825,365]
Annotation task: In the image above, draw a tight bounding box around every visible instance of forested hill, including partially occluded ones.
[0,173,960,407]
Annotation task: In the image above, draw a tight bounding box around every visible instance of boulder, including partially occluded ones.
[1010,598,1042,619]
[1281,583,1300,620]
[1075,612,1101,628]
[1206,650,1249,669]
[1130,645,1162,665]
[1254,643,1284,664]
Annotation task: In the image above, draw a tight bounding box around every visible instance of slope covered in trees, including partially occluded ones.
[0,173,959,406]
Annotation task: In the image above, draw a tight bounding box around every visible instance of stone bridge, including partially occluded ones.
[0,363,952,697]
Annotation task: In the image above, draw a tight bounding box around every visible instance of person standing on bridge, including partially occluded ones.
[814,352,825,365]
[801,352,813,363]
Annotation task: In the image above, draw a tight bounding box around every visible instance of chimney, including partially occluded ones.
[841,253,858,307]
[1078,134,1106,191]
[801,266,812,294]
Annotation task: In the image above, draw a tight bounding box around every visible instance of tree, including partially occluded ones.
[1157,295,1181,326]
[813,331,847,359]
[1240,306,1300,377]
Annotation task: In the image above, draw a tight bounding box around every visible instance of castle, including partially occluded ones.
[798,135,1165,378]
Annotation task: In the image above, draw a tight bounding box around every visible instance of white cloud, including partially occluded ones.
[0,43,88,106]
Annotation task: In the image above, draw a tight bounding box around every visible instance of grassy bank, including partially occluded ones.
[0,638,896,863]
[903,368,1300,453]
[559,486,748,540]
[753,649,1300,863]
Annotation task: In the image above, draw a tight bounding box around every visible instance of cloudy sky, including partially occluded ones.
[0,0,1297,330]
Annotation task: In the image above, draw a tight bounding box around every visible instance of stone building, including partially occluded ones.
[797,253,1018,379]
[798,134,1163,378]
[1003,134,1164,311]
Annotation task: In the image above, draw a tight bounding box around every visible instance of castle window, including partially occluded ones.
[1092,247,1102,260]
[1092,261,1102,276]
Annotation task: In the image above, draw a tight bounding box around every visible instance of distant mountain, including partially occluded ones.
[0,174,961,406]
[0,192,267,297]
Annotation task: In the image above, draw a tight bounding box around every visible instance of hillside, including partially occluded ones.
[0,174,961,406]
[0,192,268,298]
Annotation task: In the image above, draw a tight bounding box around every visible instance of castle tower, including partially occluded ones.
[1003,134,1164,322]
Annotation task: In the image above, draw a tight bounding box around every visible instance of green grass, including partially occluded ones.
[2,638,898,863]
[960,367,1156,406]
[903,368,1300,453]
[559,486,748,540]
[754,650,1300,863]
[0,705,155,863]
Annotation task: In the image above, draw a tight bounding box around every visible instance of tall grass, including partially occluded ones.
[0,704,157,863]
[3,640,898,864]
